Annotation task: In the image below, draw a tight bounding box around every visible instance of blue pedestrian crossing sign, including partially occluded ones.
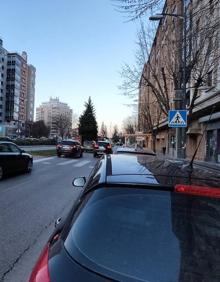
[168,110,187,128]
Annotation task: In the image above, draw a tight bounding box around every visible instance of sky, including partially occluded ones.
[0,0,141,133]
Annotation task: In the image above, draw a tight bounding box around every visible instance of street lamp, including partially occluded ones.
[149,9,187,158]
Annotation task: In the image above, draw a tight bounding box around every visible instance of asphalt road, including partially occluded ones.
[20,145,56,151]
[0,153,97,282]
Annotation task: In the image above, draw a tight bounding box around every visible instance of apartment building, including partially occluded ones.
[0,39,36,137]
[186,0,220,162]
[26,65,36,122]
[138,0,220,163]
[36,97,72,137]
[5,51,28,136]
[0,39,7,125]
[138,0,183,155]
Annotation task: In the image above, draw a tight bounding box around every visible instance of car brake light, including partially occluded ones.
[175,184,220,199]
[29,244,50,282]
[107,145,111,149]
[95,145,99,149]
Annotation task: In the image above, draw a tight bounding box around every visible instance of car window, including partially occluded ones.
[0,143,11,152]
[65,188,220,281]
[8,144,20,153]
[61,141,75,145]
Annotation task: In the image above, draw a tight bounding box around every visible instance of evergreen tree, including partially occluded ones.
[79,97,98,143]
[32,120,50,138]
[112,125,120,143]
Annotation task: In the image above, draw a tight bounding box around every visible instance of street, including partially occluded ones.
[0,153,97,282]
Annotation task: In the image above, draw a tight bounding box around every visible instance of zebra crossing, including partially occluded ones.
[33,156,94,169]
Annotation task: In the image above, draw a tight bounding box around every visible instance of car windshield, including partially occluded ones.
[65,187,220,282]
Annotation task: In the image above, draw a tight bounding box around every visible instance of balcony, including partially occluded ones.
[193,88,220,114]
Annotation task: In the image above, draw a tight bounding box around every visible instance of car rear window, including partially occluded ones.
[61,141,77,145]
[64,188,220,281]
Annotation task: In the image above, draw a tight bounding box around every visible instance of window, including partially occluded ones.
[0,144,11,152]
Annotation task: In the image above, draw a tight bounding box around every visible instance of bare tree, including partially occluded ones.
[123,115,138,134]
[112,0,164,20]
[53,114,72,140]
[100,122,108,138]
[120,0,220,141]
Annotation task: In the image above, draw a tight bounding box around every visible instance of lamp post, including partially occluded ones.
[149,7,187,158]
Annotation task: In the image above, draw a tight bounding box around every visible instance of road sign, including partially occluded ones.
[168,110,187,128]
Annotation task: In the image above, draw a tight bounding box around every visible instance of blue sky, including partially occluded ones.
[0,0,140,132]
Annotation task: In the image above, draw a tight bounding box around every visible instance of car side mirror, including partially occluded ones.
[20,149,25,154]
[54,217,62,228]
[72,177,86,187]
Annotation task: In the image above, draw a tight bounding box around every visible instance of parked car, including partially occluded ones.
[29,153,220,282]
[83,140,95,153]
[114,146,156,156]
[93,140,112,157]
[56,140,83,158]
[0,141,33,180]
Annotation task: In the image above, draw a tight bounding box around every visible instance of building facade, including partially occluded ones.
[36,97,73,138]
[5,52,28,136]
[138,0,220,163]
[26,65,36,122]
[0,39,36,137]
[0,39,7,125]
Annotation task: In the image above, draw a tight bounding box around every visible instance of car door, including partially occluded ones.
[7,143,25,172]
[0,143,14,175]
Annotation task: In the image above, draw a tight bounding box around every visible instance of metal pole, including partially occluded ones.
[181,4,187,158]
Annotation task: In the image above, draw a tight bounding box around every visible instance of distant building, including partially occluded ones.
[36,97,73,137]
[0,39,7,124]
[26,65,36,122]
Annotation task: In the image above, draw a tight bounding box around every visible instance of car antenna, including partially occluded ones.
[183,105,216,173]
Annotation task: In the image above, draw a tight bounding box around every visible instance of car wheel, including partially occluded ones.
[80,152,83,158]
[57,153,61,157]
[0,166,4,180]
[93,153,97,158]
[26,159,33,173]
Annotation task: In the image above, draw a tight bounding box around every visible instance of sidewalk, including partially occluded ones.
[157,153,220,172]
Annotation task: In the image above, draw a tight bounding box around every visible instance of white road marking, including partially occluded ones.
[33,157,56,163]
[42,162,51,165]
[57,159,78,166]
[89,165,94,169]
[74,160,91,167]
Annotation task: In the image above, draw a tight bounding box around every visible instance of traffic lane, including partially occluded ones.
[0,153,96,192]
[0,153,97,282]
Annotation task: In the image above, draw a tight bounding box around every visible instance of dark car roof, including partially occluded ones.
[87,154,220,189]
[0,141,18,145]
